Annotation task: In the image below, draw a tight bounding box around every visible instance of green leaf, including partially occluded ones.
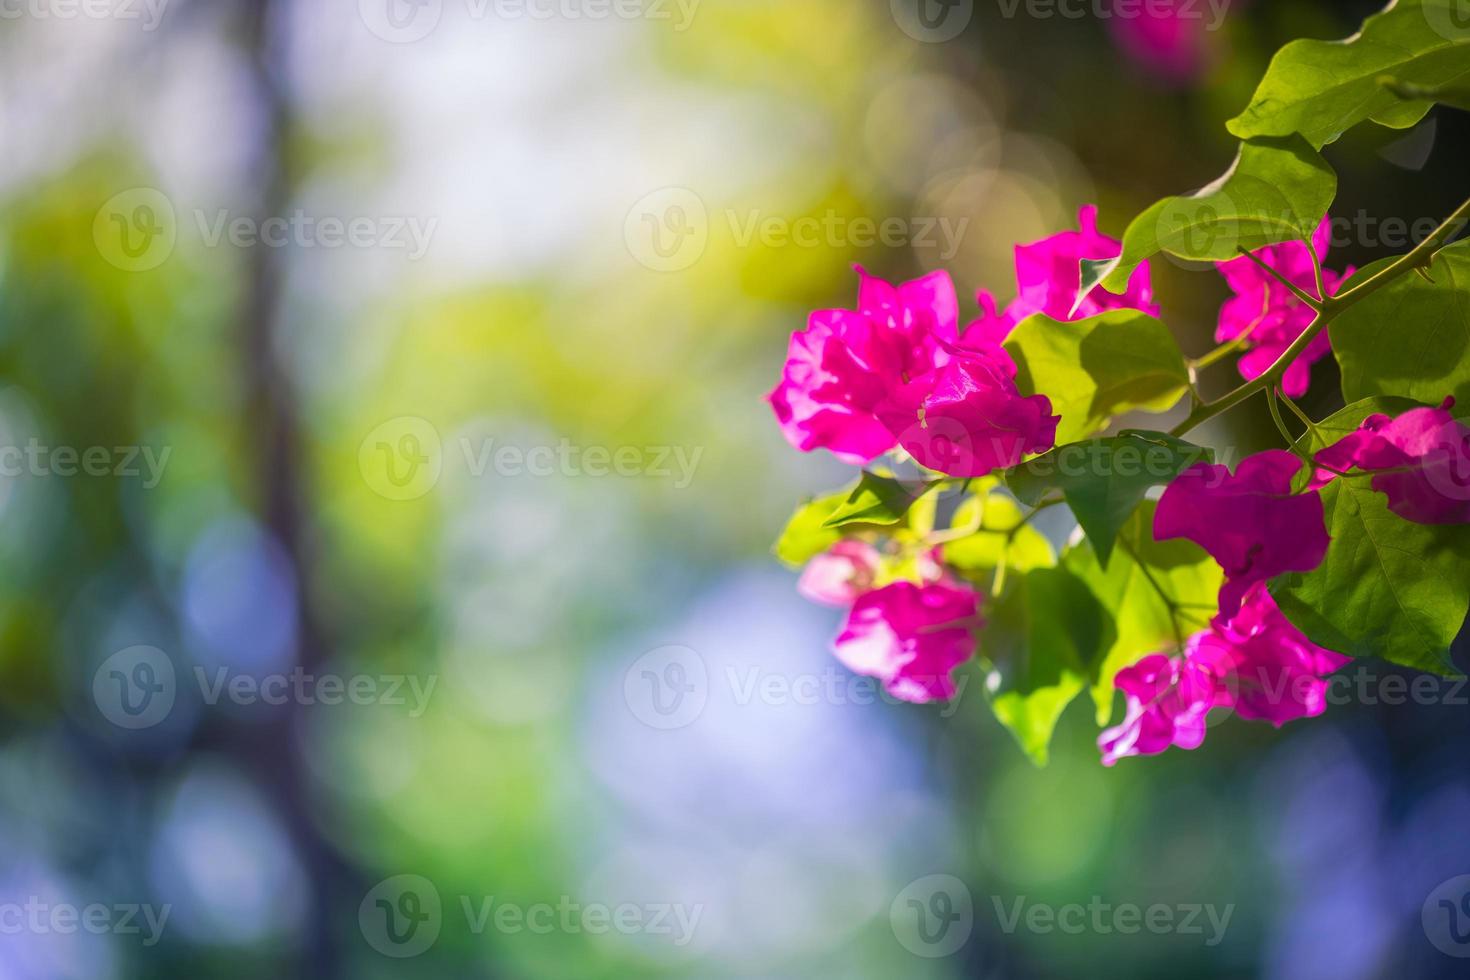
[1064,503,1224,725]
[1005,432,1213,567]
[1270,398,1470,677]
[1004,311,1191,444]
[1272,479,1470,677]
[1086,137,1336,295]
[1381,75,1470,113]
[981,567,1111,766]
[822,472,937,529]
[1228,0,1470,149]
[772,488,852,567]
[1330,241,1470,408]
[942,493,1056,574]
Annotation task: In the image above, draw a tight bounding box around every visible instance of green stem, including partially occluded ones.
[1237,245,1322,311]
[1187,334,1250,372]
[1170,196,1470,439]
[1266,388,1307,460]
[1279,392,1321,441]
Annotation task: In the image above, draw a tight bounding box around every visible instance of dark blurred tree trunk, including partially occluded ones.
[233,1,350,975]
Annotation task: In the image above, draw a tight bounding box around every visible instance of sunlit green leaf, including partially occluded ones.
[1005,432,1212,567]
[822,471,937,529]
[1381,75,1470,113]
[1005,311,1191,444]
[1228,0,1470,149]
[1086,137,1336,295]
[942,493,1056,574]
[772,488,853,567]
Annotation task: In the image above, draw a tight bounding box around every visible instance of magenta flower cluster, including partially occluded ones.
[769,207,1470,765]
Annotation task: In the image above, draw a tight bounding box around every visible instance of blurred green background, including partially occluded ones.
[2,0,1469,977]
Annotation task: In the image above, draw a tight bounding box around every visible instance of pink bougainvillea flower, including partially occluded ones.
[768,268,959,465]
[1154,450,1330,617]
[1098,650,1224,766]
[1312,398,1470,525]
[876,340,1060,478]
[1215,217,1355,399]
[1001,205,1159,330]
[832,579,979,703]
[1098,584,1347,765]
[959,289,1016,348]
[1108,0,1218,84]
[1199,582,1349,726]
[797,541,880,607]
